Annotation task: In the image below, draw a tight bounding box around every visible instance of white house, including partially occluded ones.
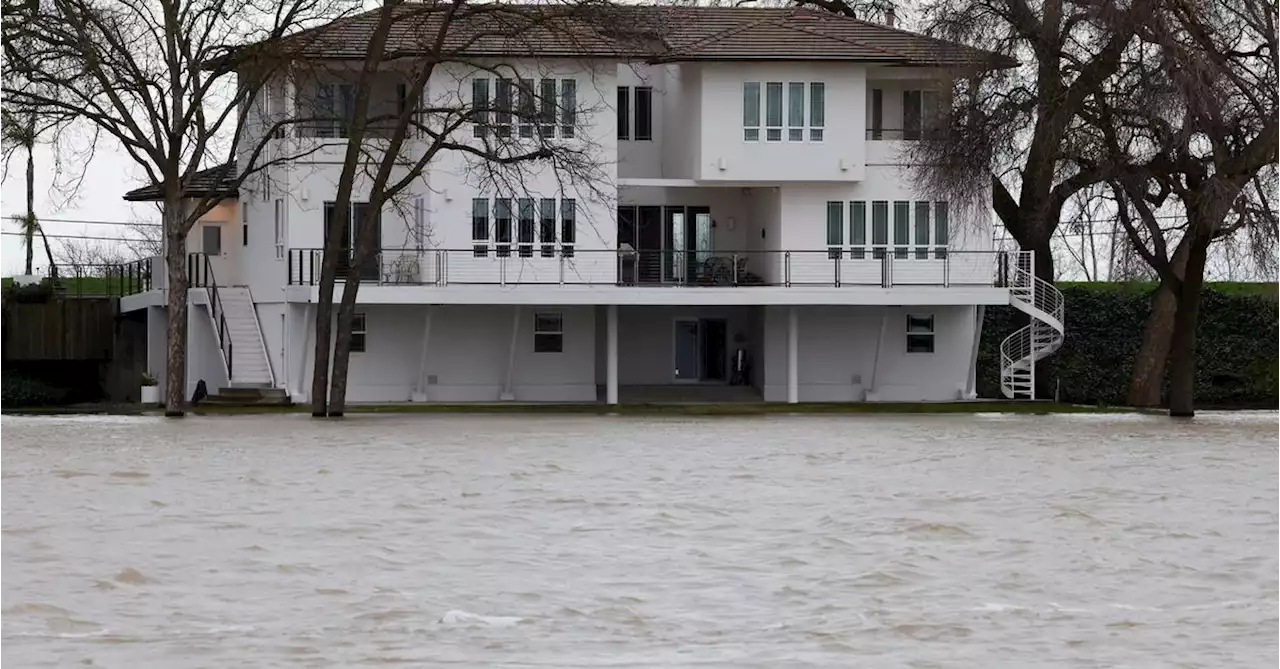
[120,3,1064,405]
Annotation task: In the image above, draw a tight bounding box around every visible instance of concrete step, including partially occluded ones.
[200,386,292,407]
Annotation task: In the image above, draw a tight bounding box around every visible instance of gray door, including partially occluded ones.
[673,319,699,381]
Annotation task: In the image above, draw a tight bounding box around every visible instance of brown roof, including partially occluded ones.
[275,4,1012,68]
[123,162,238,202]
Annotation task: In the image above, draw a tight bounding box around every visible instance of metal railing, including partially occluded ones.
[288,248,1021,289]
[190,252,233,381]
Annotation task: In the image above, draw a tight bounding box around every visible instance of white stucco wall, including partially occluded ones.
[761,304,979,402]
[337,304,597,402]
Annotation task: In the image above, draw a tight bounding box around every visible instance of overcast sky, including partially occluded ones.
[1,137,161,275]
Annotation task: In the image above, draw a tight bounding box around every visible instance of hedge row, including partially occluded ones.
[977,284,1279,407]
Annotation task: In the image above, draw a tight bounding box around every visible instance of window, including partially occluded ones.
[539,198,556,257]
[850,201,867,259]
[934,201,949,259]
[396,82,410,118]
[560,79,576,138]
[903,90,922,140]
[316,82,355,138]
[906,314,934,353]
[871,88,883,139]
[472,198,489,257]
[517,198,535,257]
[495,78,513,137]
[914,201,931,259]
[243,222,249,247]
[351,312,367,353]
[871,201,889,259]
[893,200,910,259]
[202,224,222,256]
[634,86,653,141]
[518,78,535,138]
[825,201,843,259]
[616,86,630,140]
[534,312,563,353]
[787,82,805,142]
[539,79,556,138]
[765,82,783,141]
[472,78,490,137]
[560,199,576,257]
[809,83,825,141]
[274,199,284,259]
[494,198,512,257]
[743,82,761,141]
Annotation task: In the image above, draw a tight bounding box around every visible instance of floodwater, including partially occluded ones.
[2,412,1276,667]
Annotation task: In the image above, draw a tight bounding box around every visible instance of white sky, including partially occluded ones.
[1,137,162,275]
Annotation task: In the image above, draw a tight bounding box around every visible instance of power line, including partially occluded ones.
[38,218,163,227]
[1,232,155,243]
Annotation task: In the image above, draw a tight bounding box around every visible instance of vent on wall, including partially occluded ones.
[851,374,862,385]
[427,375,438,385]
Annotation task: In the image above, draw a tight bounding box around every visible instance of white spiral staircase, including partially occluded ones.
[1000,252,1065,400]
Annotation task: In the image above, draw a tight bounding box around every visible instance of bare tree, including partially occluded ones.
[906,0,1156,283]
[287,0,640,416]
[3,0,347,416]
[1088,0,1277,416]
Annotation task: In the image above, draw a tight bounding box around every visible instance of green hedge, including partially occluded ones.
[978,284,1279,408]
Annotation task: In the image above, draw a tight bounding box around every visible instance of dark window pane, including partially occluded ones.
[495,198,512,257]
[560,79,576,138]
[472,78,489,136]
[534,333,563,353]
[906,334,934,353]
[743,82,760,128]
[518,198,535,257]
[561,199,576,253]
[616,86,629,140]
[495,78,512,127]
[634,86,653,140]
[893,201,910,259]
[904,90,922,140]
[871,88,883,138]
[540,198,556,257]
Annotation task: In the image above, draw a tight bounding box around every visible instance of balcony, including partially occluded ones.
[286,248,1018,290]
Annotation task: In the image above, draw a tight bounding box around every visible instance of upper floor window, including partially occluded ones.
[315,82,355,138]
[617,85,652,141]
[473,76,577,139]
[744,81,825,143]
[871,88,945,140]
[470,196,577,258]
[831,200,949,260]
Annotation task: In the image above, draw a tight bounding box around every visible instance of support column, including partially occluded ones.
[787,306,799,404]
[606,305,619,405]
[500,306,520,401]
[411,306,434,402]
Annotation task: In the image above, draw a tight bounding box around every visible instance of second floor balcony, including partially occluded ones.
[286,248,1020,291]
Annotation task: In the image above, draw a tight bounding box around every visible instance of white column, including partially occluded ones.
[411,306,433,402]
[606,305,619,405]
[787,306,799,404]
[500,306,520,401]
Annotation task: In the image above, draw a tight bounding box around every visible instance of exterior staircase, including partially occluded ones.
[1000,252,1065,400]
[213,287,275,387]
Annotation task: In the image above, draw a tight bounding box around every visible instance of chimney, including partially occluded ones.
[885,7,896,28]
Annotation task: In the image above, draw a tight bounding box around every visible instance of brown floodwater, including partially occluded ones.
[2,412,1277,667]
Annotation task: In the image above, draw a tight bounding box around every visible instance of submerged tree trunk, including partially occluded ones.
[1166,234,1210,417]
[163,204,190,417]
[1126,241,1191,407]
[309,258,339,416]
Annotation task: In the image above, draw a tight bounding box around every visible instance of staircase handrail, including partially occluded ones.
[999,250,1066,399]
[199,253,234,381]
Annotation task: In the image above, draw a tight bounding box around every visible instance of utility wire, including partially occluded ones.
[1,217,162,227]
[1,231,156,243]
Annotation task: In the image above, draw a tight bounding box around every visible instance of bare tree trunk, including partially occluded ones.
[1126,240,1191,407]
[328,279,360,417]
[163,205,190,417]
[1167,234,1210,417]
[24,144,35,275]
[309,261,339,416]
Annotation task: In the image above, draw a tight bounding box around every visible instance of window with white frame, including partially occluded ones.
[474,76,577,139]
[616,85,653,141]
[472,197,576,258]
[273,199,284,259]
[472,198,489,257]
[745,81,825,142]
[517,198,535,258]
[825,201,843,259]
[534,312,564,353]
[351,312,368,353]
[315,82,355,138]
[836,200,948,260]
[906,314,934,353]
